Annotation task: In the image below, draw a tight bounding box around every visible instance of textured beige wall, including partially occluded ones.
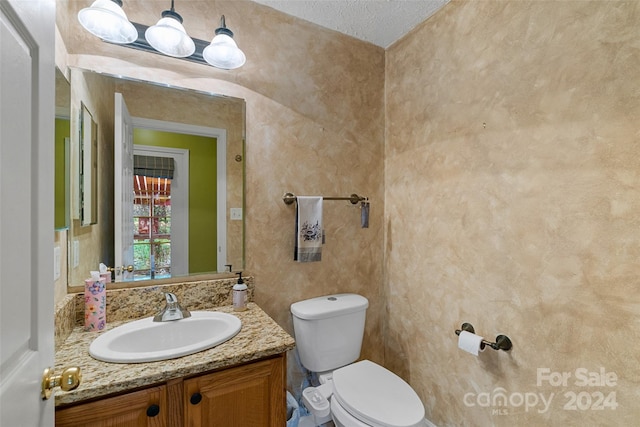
[68,68,115,290]
[386,1,640,425]
[57,0,386,368]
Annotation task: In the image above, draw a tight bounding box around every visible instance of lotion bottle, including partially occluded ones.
[84,271,107,331]
[232,272,247,311]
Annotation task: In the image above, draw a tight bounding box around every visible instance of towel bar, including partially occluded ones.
[455,323,512,351]
[283,192,367,205]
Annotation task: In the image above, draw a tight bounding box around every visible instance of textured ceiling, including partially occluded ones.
[252,0,449,48]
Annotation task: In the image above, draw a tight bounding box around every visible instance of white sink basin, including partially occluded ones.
[89,311,241,363]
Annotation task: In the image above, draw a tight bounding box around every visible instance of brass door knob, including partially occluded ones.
[41,366,82,400]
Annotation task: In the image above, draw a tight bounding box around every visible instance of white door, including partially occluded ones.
[114,93,135,281]
[0,0,55,425]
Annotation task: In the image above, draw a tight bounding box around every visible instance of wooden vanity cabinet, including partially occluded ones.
[55,384,167,427]
[55,354,286,427]
[184,356,286,427]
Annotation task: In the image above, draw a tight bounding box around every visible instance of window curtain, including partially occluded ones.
[134,155,175,179]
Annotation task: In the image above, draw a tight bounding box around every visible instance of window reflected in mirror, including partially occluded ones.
[133,173,172,280]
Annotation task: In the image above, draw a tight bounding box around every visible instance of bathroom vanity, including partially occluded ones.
[54,301,295,427]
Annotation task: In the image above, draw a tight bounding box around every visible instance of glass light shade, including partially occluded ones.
[145,16,196,58]
[78,0,138,44]
[203,34,246,70]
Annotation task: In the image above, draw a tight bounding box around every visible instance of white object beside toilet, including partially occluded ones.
[291,294,426,427]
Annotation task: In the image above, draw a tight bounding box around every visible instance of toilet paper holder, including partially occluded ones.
[455,323,513,351]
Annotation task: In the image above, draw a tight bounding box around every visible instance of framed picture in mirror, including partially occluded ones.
[80,102,98,226]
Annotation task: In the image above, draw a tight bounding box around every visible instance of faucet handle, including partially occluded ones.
[154,292,191,322]
[165,292,178,304]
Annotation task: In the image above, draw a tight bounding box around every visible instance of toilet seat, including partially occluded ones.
[331,397,372,427]
[332,360,425,427]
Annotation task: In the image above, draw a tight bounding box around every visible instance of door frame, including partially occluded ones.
[131,117,228,272]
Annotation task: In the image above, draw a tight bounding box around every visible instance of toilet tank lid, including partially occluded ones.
[291,294,369,320]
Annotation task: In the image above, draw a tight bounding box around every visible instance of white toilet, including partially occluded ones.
[291,293,426,427]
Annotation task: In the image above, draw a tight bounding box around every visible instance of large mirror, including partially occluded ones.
[66,68,245,289]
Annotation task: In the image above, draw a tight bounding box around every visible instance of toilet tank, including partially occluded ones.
[291,294,369,373]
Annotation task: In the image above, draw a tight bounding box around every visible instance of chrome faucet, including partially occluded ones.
[153,292,191,322]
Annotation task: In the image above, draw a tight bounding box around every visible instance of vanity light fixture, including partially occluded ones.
[203,16,246,70]
[77,0,246,69]
[77,0,137,44]
[144,0,195,58]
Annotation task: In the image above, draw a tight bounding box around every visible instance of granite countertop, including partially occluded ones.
[54,303,295,406]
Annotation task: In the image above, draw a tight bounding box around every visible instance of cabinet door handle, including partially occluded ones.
[146,404,160,417]
[190,392,202,405]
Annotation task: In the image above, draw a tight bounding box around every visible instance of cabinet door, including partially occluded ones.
[55,385,167,427]
[184,356,286,427]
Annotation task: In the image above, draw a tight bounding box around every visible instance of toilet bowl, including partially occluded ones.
[330,360,425,427]
[291,294,425,427]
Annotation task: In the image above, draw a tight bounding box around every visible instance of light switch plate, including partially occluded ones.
[54,246,61,280]
[230,208,243,220]
[72,240,80,268]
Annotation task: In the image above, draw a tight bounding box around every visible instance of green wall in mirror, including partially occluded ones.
[55,118,70,230]
[55,67,71,230]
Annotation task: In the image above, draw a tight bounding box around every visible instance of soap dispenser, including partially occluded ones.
[232,272,248,311]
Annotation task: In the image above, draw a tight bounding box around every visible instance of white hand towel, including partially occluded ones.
[294,196,323,262]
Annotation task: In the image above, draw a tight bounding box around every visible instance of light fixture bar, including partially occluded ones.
[79,0,246,70]
[109,21,212,66]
